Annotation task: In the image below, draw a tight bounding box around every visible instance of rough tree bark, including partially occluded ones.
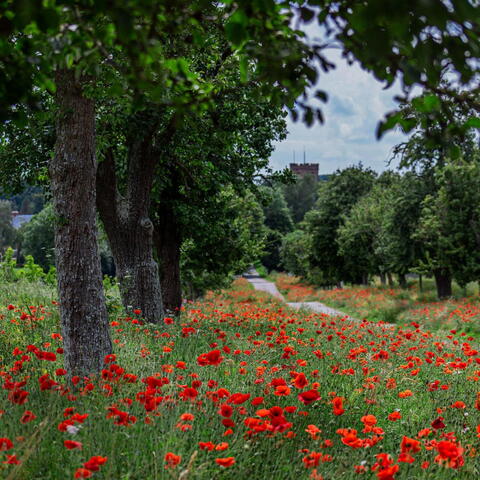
[96,116,164,323]
[434,269,452,299]
[51,69,112,377]
[153,203,183,314]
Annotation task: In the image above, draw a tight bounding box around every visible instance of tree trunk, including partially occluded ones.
[398,273,407,289]
[434,269,452,299]
[51,69,112,377]
[387,272,394,287]
[114,222,163,322]
[379,273,386,285]
[419,274,423,292]
[153,204,182,314]
[96,135,164,323]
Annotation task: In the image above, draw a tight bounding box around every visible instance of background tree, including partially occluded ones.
[414,158,480,299]
[283,174,318,224]
[377,173,426,288]
[337,177,399,285]
[0,200,16,254]
[305,165,376,286]
[180,188,265,299]
[259,187,294,272]
[20,203,55,271]
[280,229,311,277]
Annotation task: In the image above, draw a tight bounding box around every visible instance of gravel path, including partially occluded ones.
[244,270,351,318]
[286,301,350,316]
[243,273,284,299]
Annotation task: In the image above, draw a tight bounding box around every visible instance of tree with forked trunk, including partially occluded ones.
[96,110,177,323]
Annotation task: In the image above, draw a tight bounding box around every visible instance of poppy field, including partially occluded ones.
[1,278,480,479]
[274,273,480,334]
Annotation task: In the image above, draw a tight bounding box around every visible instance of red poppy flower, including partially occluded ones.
[332,397,345,416]
[83,456,107,471]
[219,404,233,417]
[164,452,181,468]
[388,412,401,421]
[74,468,92,479]
[20,410,36,424]
[400,436,421,453]
[431,417,446,430]
[0,438,13,451]
[215,457,235,467]
[64,440,82,450]
[3,455,21,465]
[298,389,320,405]
[294,372,308,389]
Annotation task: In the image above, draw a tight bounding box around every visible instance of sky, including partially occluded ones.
[269,45,410,175]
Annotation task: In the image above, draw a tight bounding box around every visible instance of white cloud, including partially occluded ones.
[269,46,408,174]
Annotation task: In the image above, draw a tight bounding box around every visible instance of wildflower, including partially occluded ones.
[435,440,464,468]
[400,436,421,453]
[0,438,13,451]
[64,440,82,450]
[180,413,194,422]
[215,457,235,467]
[298,389,321,405]
[294,372,309,389]
[332,397,345,416]
[387,412,401,421]
[431,417,446,430]
[164,452,181,468]
[3,455,21,465]
[305,424,321,440]
[83,456,107,471]
[74,468,92,479]
[197,350,223,366]
[20,410,36,424]
[219,404,233,417]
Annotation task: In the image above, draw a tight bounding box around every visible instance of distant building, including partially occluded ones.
[289,163,319,179]
[11,211,33,230]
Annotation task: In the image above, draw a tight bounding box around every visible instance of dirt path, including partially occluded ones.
[244,270,352,318]
[243,272,284,299]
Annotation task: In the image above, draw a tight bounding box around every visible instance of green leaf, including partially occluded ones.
[463,117,480,129]
[239,56,248,82]
[423,94,441,112]
[376,112,402,139]
[225,9,249,48]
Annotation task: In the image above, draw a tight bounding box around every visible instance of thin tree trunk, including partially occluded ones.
[398,273,407,289]
[419,274,423,292]
[433,269,452,299]
[153,204,183,314]
[51,69,112,377]
[379,273,386,285]
[387,272,394,287]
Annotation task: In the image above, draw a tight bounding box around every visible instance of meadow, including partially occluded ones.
[1,277,480,479]
[273,273,480,335]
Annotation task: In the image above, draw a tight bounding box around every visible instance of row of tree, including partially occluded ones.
[279,98,480,299]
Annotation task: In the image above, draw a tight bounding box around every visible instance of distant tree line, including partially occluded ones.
[270,96,480,300]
